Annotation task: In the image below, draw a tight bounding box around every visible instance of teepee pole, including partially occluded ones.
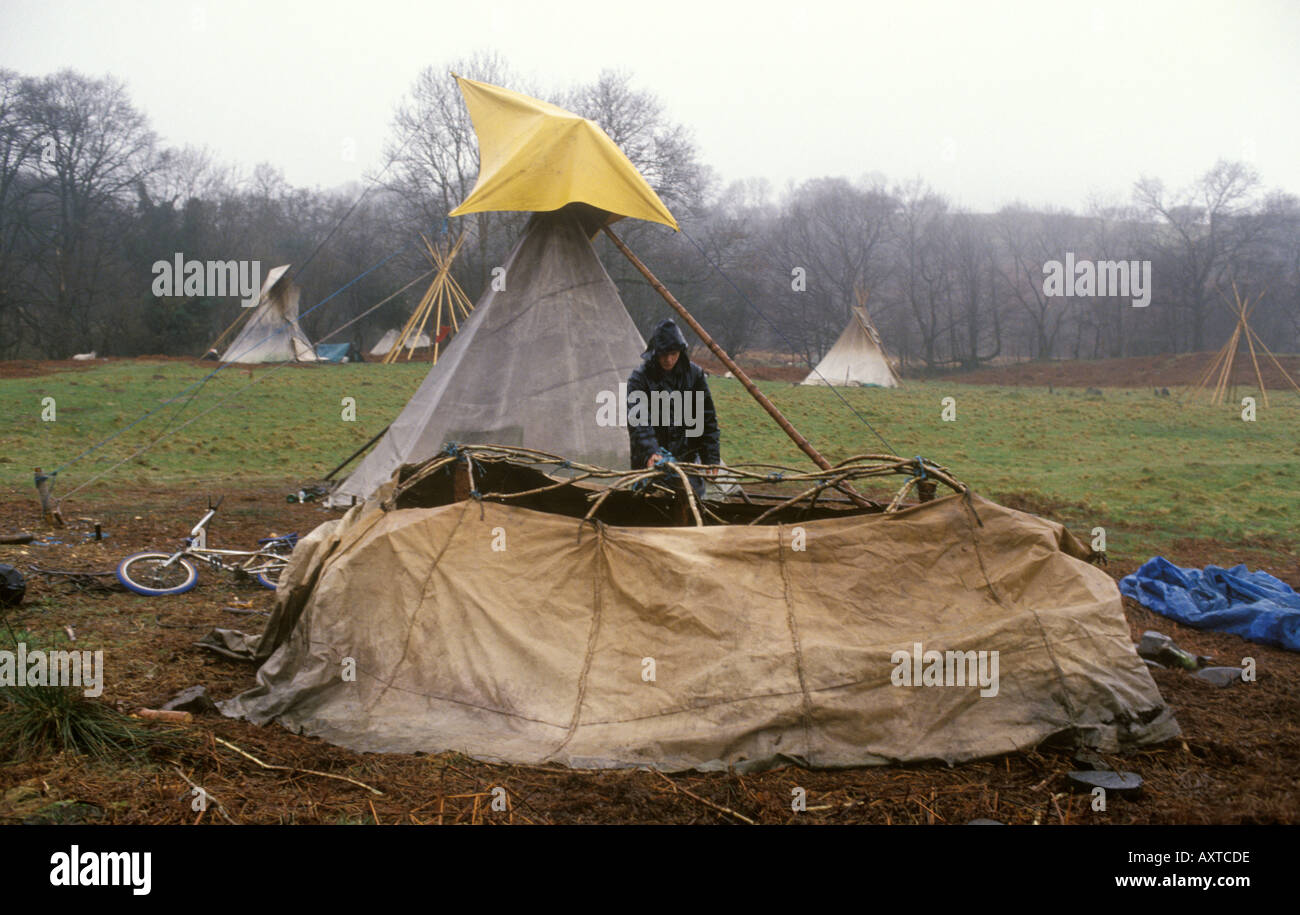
[603,227,863,499]
[1213,322,1241,405]
[205,309,251,358]
[1191,342,1229,398]
[1248,327,1300,395]
[1237,289,1269,407]
[430,281,448,363]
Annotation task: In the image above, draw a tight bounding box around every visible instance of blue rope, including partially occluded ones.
[913,456,928,480]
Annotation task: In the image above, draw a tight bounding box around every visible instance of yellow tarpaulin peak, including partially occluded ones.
[448,75,678,231]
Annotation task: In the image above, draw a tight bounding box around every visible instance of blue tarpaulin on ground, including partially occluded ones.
[1120,557,1300,652]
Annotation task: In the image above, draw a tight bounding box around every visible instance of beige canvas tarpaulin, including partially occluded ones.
[221,490,1178,771]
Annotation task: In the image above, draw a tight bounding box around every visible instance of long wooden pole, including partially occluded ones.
[324,424,391,481]
[1237,289,1269,407]
[602,227,878,510]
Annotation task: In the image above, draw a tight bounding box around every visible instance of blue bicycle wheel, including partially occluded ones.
[116,552,199,596]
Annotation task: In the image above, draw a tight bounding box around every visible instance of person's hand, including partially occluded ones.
[646,454,662,469]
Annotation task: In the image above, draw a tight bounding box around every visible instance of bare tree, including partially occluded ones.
[18,70,159,354]
[891,181,952,368]
[1132,160,1262,351]
[994,206,1076,361]
[770,176,896,365]
[946,211,1001,368]
[0,69,44,356]
[383,52,529,295]
[562,69,713,219]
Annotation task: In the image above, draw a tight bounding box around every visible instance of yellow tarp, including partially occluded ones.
[448,76,678,231]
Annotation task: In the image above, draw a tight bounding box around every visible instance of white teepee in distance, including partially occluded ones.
[220,264,318,363]
[802,287,900,387]
[369,328,432,357]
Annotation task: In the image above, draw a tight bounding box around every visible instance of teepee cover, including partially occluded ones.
[220,264,317,363]
[332,209,644,503]
[370,328,432,356]
[803,307,899,387]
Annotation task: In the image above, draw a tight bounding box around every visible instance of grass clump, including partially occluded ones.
[0,684,158,761]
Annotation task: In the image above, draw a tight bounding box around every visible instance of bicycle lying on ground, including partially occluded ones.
[115,497,297,596]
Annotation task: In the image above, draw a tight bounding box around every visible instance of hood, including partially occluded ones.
[640,319,689,362]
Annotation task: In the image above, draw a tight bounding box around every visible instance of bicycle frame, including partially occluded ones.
[153,497,292,581]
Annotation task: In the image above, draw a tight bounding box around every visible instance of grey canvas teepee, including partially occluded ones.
[331,209,645,504]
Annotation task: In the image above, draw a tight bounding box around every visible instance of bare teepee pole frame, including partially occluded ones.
[384,230,474,364]
[1192,284,1300,406]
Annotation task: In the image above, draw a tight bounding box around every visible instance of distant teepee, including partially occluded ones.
[218,264,318,364]
[369,328,432,358]
[1191,283,1300,406]
[802,287,900,387]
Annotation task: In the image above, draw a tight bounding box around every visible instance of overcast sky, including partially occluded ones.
[2,0,1297,213]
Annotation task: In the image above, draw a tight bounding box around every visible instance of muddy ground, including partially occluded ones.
[1,480,1296,826]
[943,352,1300,389]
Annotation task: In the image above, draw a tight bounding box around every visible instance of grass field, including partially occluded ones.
[3,359,1296,566]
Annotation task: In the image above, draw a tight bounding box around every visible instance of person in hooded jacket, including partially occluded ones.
[626,319,721,501]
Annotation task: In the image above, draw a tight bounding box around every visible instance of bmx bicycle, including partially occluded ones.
[115,497,297,596]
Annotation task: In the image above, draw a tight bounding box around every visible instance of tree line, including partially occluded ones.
[2,56,1297,371]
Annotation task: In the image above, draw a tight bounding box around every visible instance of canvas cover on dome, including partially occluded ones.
[222,482,1178,771]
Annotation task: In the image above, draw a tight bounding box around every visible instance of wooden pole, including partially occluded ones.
[1248,327,1300,394]
[1237,289,1269,408]
[1191,343,1229,400]
[1213,325,1240,404]
[602,227,877,510]
[323,425,391,481]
